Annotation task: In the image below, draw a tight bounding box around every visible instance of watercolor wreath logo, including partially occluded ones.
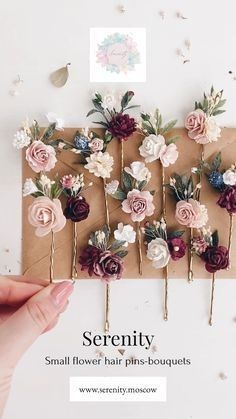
[96,32,140,74]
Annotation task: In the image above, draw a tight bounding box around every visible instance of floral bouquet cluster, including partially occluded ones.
[205,153,236,264]
[106,161,155,275]
[168,173,208,281]
[143,218,187,319]
[185,87,226,145]
[87,91,139,178]
[191,228,229,325]
[79,224,134,332]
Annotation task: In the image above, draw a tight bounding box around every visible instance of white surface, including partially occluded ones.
[0,0,236,418]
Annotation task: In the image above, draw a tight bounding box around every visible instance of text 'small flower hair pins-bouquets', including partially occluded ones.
[191,228,229,325]
[168,173,209,282]
[185,87,226,281]
[138,109,179,319]
[79,224,134,332]
[143,218,187,320]
[86,91,139,182]
[61,174,90,279]
[106,161,155,276]
[23,175,66,282]
[205,153,236,265]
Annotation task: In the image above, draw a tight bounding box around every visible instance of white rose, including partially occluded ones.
[114,223,136,246]
[139,134,165,163]
[13,130,31,149]
[147,238,170,269]
[46,112,64,131]
[205,117,221,143]
[89,138,104,152]
[23,178,38,197]
[124,161,151,182]
[102,93,116,110]
[223,169,236,186]
[85,151,114,179]
[159,143,179,167]
[105,180,119,195]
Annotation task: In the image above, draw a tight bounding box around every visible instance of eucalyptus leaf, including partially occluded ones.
[110,240,126,250]
[87,109,98,117]
[50,63,70,87]
[115,250,128,258]
[161,119,177,134]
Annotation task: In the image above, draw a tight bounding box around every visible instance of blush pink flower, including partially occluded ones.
[122,189,155,222]
[26,140,57,173]
[185,109,207,143]
[159,143,179,167]
[89,138,104,152]
[175,198,208,229]
[28,196,66,237]
[61,174,74,189]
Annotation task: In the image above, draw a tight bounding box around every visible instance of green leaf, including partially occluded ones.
[123,105,140,111]
[92,121,108,127]
[112,189,127,201]
[161,119,177,134]
[87,109,98,117]
[211,152,222,171]
[212,230,219,247]
[137,180,147,191]
[43,123,56,141]
[110,240,126,250]
[212,109,226,116]
[140,112,150,121]
[142,122,156,135]
[168,230,185,239]
[92,99,104,112]
[122,171,133,191]
[115,250,128,258]
[166,135,179,145]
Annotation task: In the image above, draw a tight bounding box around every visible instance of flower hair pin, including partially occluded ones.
[79,224,134,332]
[23,174,66,282]
[205,153,235,266]
[106,161,155,275]
[143,218,187,320]
[86,91,139,182]
[191,228,229,325]
[61,173,90,280]
[168,173,209,281]
[139,109,178,318]
[13,114,65,172]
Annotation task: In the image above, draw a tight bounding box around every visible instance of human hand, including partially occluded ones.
[0,276,74,417]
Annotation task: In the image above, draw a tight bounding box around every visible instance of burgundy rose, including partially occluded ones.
[201,246,229,273]
[108,113,137,140]
[94,250,124,281]
[79,245,102,276]
[64,196,90,222]
[167,237,187,261]
[217,185,236,214]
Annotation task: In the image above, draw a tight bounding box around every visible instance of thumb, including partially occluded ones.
[0,281,74,368]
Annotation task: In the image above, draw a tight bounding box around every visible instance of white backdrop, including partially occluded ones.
[0,0,236,418]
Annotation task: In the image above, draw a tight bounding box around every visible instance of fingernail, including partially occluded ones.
[51,281,74,307]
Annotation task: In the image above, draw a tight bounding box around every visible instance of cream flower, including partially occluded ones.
[147,238,170,269]
[159,143,179,167]
[105,180,119,195]
[46,112,64,131]
[13,130,31,149]
[28,196,66,237]
[204,117,221,143]
[124,161,151,182]
[223,169,236,186]
[85,151,114,179]
[114,223,136,246]
[23,178,38,197]
[139,134,165,163]
[102,93,116,110]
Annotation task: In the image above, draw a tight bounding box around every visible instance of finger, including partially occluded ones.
[0,277,43,306]
[43,315,59,333]
[7,275,49,287]
[0,281,74,368]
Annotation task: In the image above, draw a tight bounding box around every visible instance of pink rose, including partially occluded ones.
[89,138,104,153]
[185,109,207,143]
[28,196,66,237]
[26,140,57,173]
[175,198,208,228]
[61,174,74,189]
[122,189,155,222]
[159,143,179,167]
